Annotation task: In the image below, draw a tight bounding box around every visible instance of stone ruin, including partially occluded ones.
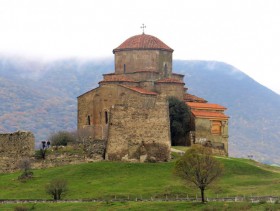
[0,131,34,172]
[0,130,108,173]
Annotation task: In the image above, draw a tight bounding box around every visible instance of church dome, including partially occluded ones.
[113,34,173,53]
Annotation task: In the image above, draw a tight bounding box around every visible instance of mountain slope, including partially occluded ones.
[0,56,279,164]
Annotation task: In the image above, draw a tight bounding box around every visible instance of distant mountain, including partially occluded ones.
[0,56,279,164]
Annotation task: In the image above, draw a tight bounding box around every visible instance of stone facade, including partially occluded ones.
[186,102,229,156]
[0,131,34,172]
[78,33,229,160]
[106,96,170,162]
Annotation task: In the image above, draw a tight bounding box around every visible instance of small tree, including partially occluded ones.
[17,158,33,180]
[75,127,93,159]
[49,131,76,146]
[45,178,68,200]
[174,145,224,203]
[168,97,191,145]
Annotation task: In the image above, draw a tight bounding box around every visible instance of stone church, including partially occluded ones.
[77,32,229,162]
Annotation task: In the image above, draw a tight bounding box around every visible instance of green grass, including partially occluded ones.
[0,157,279,201]
[171,146,189,152]
[1,201,280,211]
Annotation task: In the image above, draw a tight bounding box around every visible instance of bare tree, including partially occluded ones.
[75,127,93,158]
[174,145,224,203]
[45,178,68,200]
[17,158,33,180]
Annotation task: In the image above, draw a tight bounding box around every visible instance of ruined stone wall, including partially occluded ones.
[106,96,171,162]
[194,118,228,156]
[0,131,34,172]
[33,140,106,169]
[115,50,172,77]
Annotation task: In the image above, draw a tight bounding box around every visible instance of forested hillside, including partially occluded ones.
[1,55,279,164]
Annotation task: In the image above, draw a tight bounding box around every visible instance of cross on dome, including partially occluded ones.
[140,24,146,34]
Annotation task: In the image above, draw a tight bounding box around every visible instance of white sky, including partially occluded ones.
[1,0,280,94]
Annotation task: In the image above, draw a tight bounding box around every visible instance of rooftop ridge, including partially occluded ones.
[120,85,158,95]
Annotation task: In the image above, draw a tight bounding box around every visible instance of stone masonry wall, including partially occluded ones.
[194,118,228,156]
[106,96,171,162]
[115,50,172,77]
[0,131,34,173]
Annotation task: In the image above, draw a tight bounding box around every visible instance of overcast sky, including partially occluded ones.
[1,0,280,94]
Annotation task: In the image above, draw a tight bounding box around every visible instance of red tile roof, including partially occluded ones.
[156,78,185,84]
[113,34,173,53]
[172,73,184,76]
[121,85,157,95]
[186,102,226,110]
[184,93,208,103]
[191,110,229,119]
[99,75,137,83]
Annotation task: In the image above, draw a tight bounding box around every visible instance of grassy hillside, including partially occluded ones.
[0,157,279,200]
[1,157,280,210]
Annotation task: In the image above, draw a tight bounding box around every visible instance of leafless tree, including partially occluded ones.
[75,127,93,158]
[45,178,68,200]
[174,145,224,203]
[17,158,33,180]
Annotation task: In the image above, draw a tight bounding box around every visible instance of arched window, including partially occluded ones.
[87,115,91,125]
[105,111,109,124]
[164,63,168,77]
[123,64,126,73]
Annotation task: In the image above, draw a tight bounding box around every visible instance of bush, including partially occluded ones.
[46,178,68,200]
[17,159,33,181]
[49,131,76,146]
[14,206,29,211]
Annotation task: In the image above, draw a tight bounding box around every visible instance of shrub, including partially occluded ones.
[17,159,33,181]
[45,178,68,200]
[49,131,76,146]
[14,206,28,211]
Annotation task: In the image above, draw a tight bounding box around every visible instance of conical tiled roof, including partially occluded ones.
[113,34,173,53]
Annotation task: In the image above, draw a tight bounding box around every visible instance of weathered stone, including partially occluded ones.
[0,131,34,173]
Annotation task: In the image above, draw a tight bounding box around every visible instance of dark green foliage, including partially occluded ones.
[49,131,76,146]
[174,145,224,203]
[168,97,191,146]
[45,178,68,200]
